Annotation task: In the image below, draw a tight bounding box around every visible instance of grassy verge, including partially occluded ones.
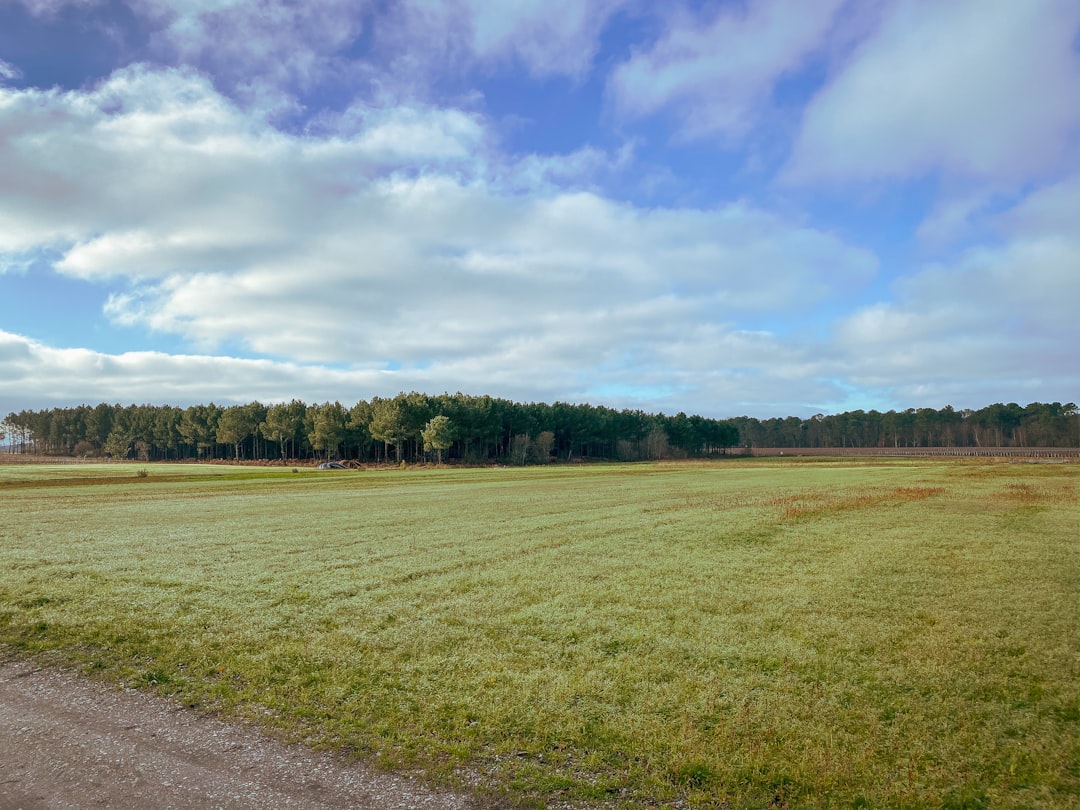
[0,459,1076,808]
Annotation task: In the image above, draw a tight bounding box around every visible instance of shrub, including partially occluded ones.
[73,440,97,458]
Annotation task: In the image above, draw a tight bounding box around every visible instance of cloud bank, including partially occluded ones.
[0,0,1076,418]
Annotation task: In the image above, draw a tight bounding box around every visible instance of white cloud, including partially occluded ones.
[0,64,882,417]
[140,0,369,103]
[317,103,488,163]
[0,66,291,256]
[12,0,372,117]
[368,0,629,91]
[14,0,629,90]
[0,329,390,411]
[462,0,627,78]
[106,0,631,114]
[0,59,22,82]
[89,178,874,366]
[993,176,1080,241]
[914,192,995,248]
[608,0,844,141]
[785,0,1080,186]
[495,142,634,192]
[11,0,103,15]
[5,4,1074,420]
[833,180,1080,405]
[0,323,846,419]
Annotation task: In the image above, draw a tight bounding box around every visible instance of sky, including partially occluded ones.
[0,0,1077,420]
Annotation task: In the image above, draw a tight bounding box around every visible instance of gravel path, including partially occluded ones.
[0,659,482,810]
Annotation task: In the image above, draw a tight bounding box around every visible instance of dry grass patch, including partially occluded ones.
[767,485,946,521]
[0,459,1076,809]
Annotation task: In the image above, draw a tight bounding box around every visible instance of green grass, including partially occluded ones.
[0,459,1076,809]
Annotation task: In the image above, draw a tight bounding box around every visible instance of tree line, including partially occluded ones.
[1,393,739,463]
[731,402,1078,449]
[3,397,1075,464]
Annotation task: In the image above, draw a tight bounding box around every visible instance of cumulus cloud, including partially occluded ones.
[0,329,388,411]
[833,179,1080,405]
[13,0,620,114]
[9,0,370,116]
[310,103,488,166]
[158,1,372,108]
[0,323,846,419]
[608,0,844,141]
[4,2,1075,420]
[127,0,627,109]
[785,0,1079,186]
[0,65,288,256]
[495,143,634,193]
[0,64,880,416]
[83,173,875,367]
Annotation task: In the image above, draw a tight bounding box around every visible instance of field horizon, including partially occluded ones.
[1,458,1076,809]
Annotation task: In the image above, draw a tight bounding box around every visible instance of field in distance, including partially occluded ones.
[1,459,1076,809]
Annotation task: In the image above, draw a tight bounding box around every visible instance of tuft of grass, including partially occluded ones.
[0,459,1076,809]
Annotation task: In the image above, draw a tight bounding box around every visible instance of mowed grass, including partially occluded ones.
[0,459,1076,809]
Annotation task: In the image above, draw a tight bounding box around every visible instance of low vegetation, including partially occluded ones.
[0,458,1076,808]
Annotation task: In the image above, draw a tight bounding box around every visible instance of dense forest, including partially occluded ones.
[730,401,1078,450]
[1,393,738,463]
[3,396,1076,464]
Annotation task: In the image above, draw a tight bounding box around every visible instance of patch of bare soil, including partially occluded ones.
[0,659,482,810]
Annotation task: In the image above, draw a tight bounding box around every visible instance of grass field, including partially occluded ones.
[0,458,1076,809]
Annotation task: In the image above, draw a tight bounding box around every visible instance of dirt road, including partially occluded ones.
[0,658,480,810]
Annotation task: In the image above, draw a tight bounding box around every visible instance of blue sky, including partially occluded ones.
[0,0,1076,419]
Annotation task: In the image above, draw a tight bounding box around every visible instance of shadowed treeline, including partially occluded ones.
[2,393,738,463]
[3,398,1075,463]
[731,402,1077,450]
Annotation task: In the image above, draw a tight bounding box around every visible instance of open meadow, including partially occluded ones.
[0,458,1076,809]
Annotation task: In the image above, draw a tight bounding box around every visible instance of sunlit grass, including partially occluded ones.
[0,459,1076,808]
